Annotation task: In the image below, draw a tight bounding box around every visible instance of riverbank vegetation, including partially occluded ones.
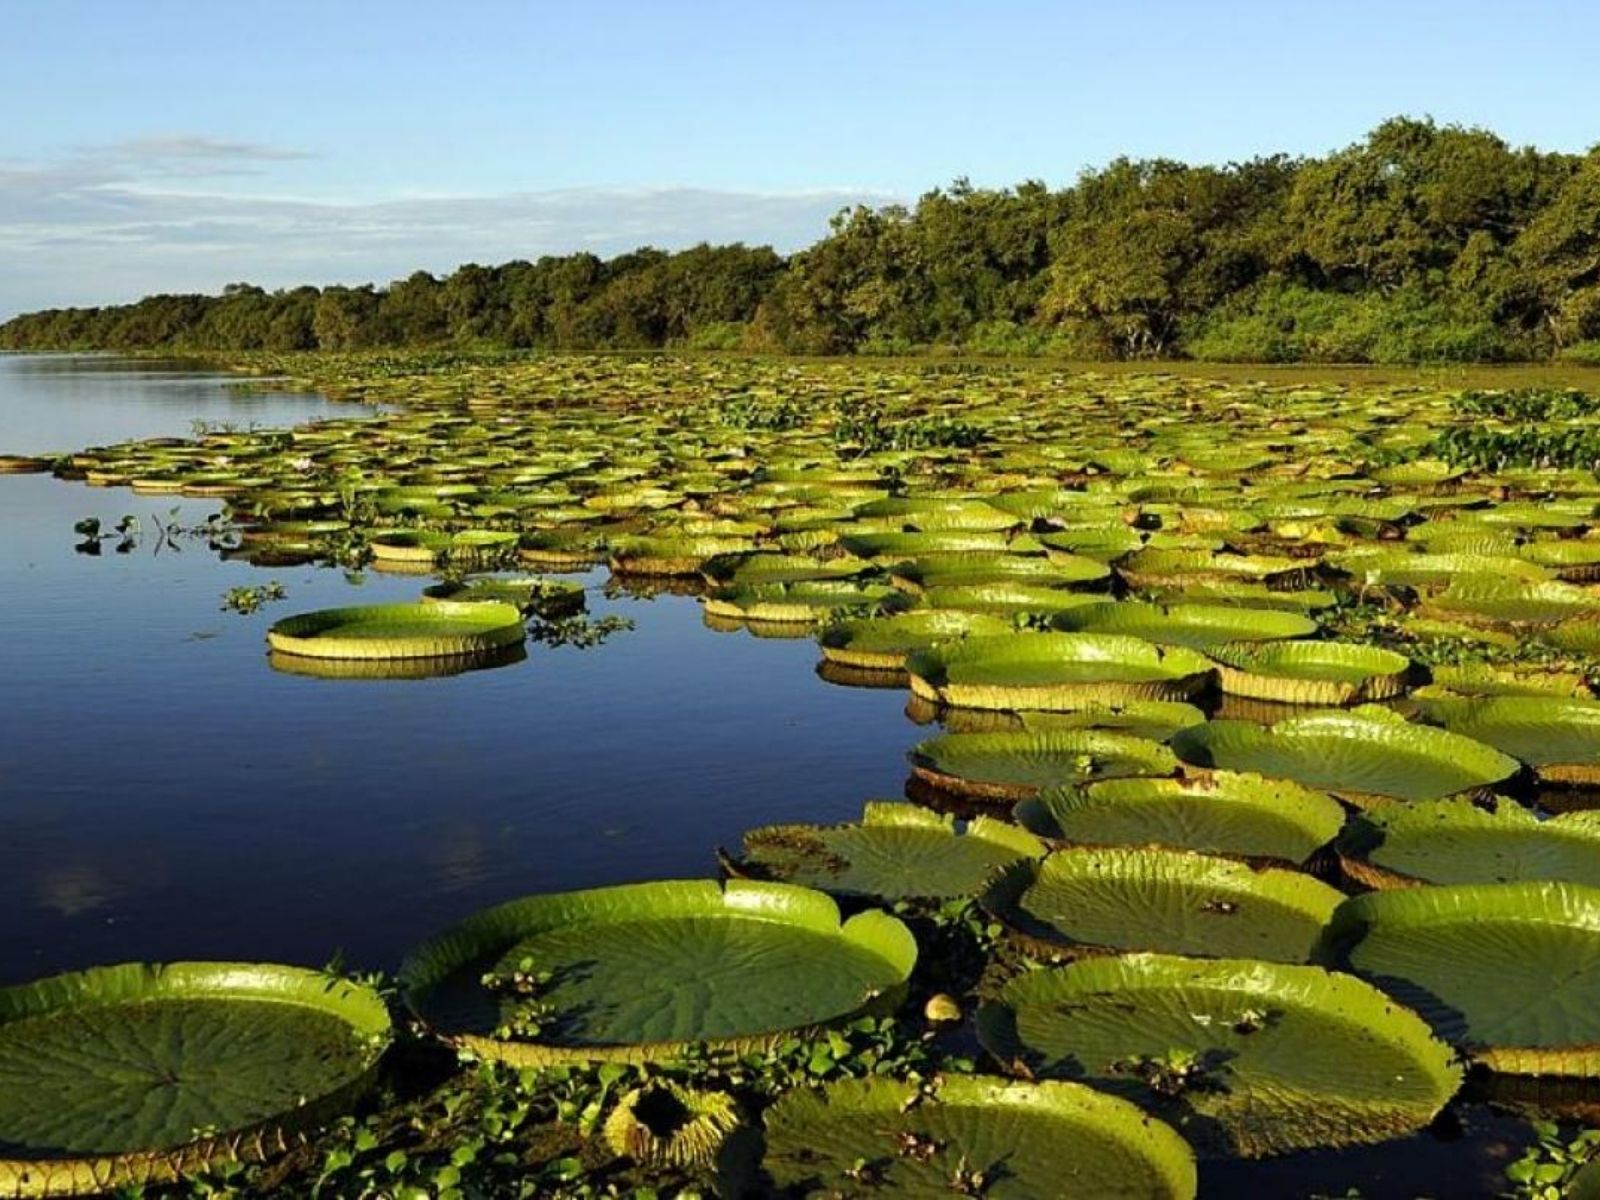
[6,118,1600,364]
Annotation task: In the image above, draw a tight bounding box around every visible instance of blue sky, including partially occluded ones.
[2,0,1597,316]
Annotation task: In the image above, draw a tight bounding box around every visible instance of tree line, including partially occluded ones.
[5,118,1600,364]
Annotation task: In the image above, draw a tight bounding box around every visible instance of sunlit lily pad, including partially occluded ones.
[1015,772,1345,864]
[907,633,1216,711]
[1208,640,1415,706]
[1338,798,1600,888]
[977,954,1460,1157]
[1417,693,1600,785]
[982,847,1343,963]
[1325,882,1600,1077]
[399,880,916,1065]
[0,962,390,1197]
[909,729,1179,802]
[738,802,1044,901]
[1172,709,1519,807]
[816,610,1011,673]
[266,601,526,661]
[761,1075,1197,1199]
[1052,602,1317,649]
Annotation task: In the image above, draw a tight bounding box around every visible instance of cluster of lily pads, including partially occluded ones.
[9,356,1600,1196]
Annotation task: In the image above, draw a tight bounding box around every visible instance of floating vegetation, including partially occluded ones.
[1338,798,1600,888]
[1325,882,1600,1078]
[737,801,1044,902]
[266,601,526,661]
[26,352,1600,1193]
[1015,772,1346,865]
[906,633,1216,711]
[398,880,917,1065]
[760,1075,1198,1198]
[908,728,1179,802]
[977,954,1461,1157]
[0,962,390,1196]
[1172,708,1520,807]
[982,847,1344,963]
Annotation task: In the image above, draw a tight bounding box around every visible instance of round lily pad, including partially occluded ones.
[921,583,1108,617]
[891,551,1098,591]
[1417,693,1600,785]
[399,880,917,1065]
[1419,578,1600,628]
[760,1074,1197,1199]
[909,729,1179,802]
[702,580,901,625]
[982,847,1343,963]
[1172,710,1519,807]
[1326,882,1600,1077]
[1339,799,1600,888]
[421,576,585,617]
[1017,700,1207,742]
[1052,602,1317,650]
[817,610,1011,673]
[266,601,526,661]
[738,802,1044,901]
[0,962,390,1197]
[907,633,1216,712]
[977,954,1461,1157]
[1208,640,1415,706]
[1015,772,1346,865]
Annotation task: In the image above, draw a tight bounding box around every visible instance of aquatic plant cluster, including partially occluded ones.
[8,353,1600,1197]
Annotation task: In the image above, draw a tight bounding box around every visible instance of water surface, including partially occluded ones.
[0,355,1539,1198]
[0,355,912,981]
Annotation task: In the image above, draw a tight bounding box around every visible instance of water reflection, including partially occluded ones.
[267,643,529,680]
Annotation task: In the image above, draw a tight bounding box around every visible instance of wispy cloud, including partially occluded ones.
[0,137,895,318]
[93,135,317,163]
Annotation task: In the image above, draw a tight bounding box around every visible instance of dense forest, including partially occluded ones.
[6,118,1600,363]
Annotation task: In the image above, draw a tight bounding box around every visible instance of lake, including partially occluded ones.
[0,354,913,984]
[0,354,1538,1198]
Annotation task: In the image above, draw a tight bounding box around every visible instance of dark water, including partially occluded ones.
[0,355,912,983]
[0,356,1542,1198]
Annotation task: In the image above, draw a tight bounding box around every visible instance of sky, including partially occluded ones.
[2,0,1598,318]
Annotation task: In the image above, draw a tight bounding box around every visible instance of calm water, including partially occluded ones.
[0,356,1534,1198]
[0,355,912,983]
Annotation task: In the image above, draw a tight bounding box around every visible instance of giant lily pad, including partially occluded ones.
[266,601,526,661]
[1418,578,1600,628]
[701,580,901,625]
[760,1075,1197,1199]
[1339,799,1600,889]
[1052,602,1317,650]
[909,729,1179,802]
[921,583,1107,617]
[421,576,585,618]
[1325,882,1600,1077]
[977,954,1460,1157]
[1018,700,1207,742]
[1015,772,1345,865]
[981,847,1343,963]
[890,551,1098,591]
[907,633,1216,711]
[0,962,390,1197]
[1417,693,1600,785]
[816,610,1011,673]
[1208,640,1415,706]
[609,535,757,576]
[399,880,916,1065]
[737,802,1044,901]
[1172,710,1519,807]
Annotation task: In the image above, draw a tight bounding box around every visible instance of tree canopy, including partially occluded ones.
[5,118,1598,364]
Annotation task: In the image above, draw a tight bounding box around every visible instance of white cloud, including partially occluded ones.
[0,138,896,318]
